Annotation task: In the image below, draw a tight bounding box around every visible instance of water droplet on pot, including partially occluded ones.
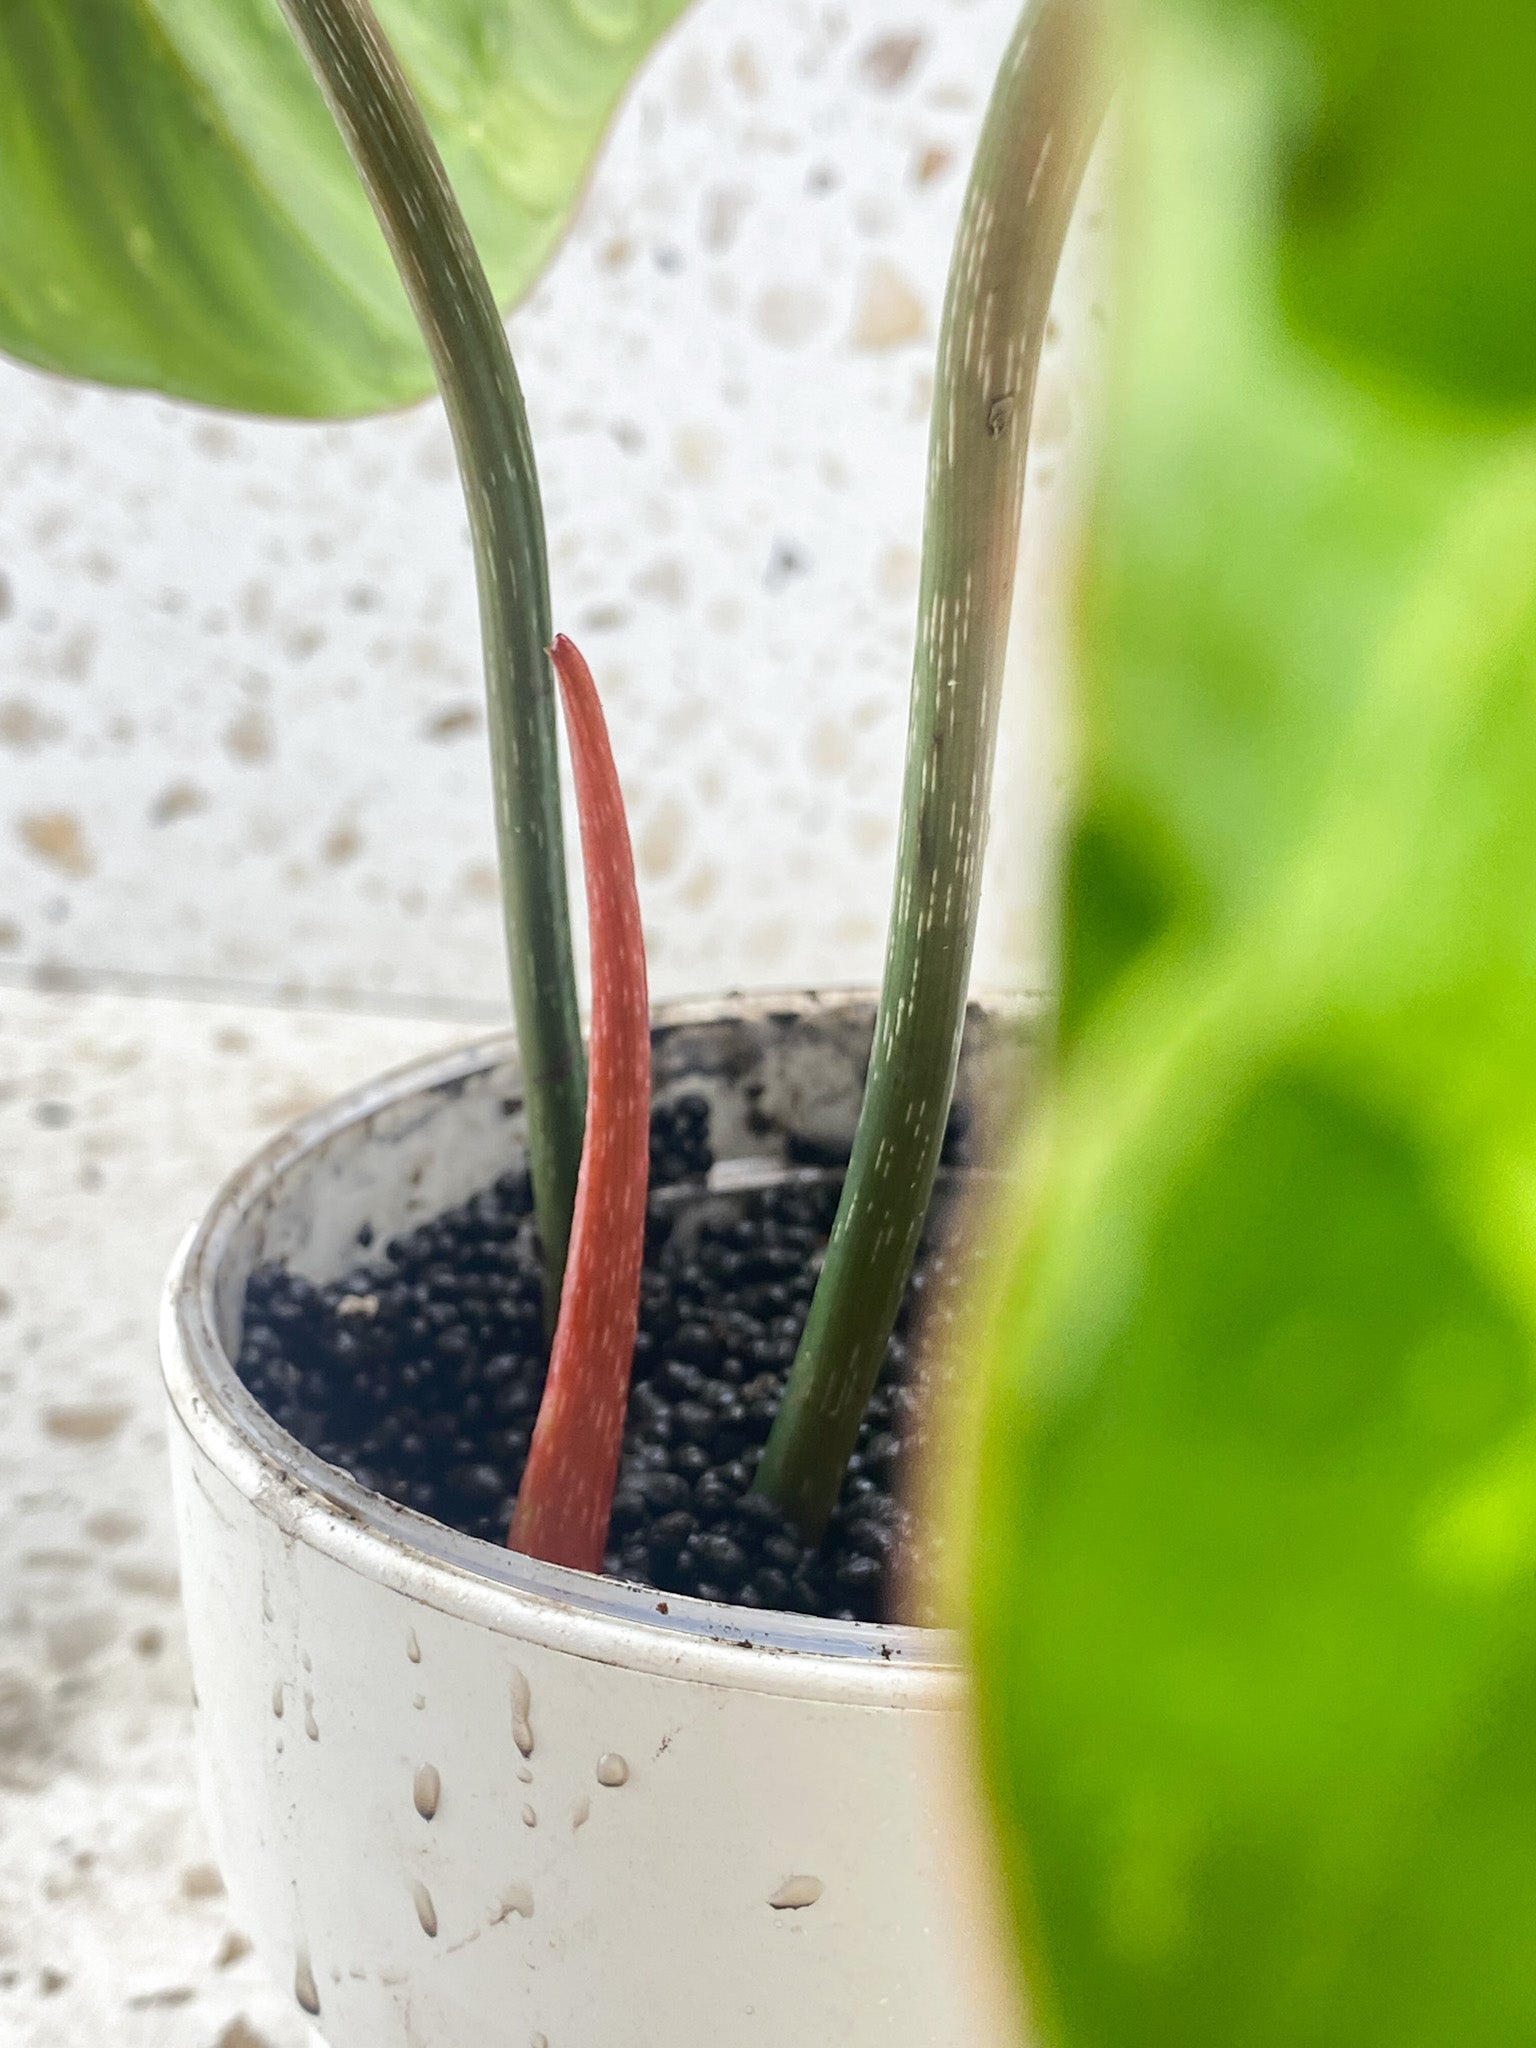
[413,1763,441,1820]
[294,1947,321,2014]
[493,1883,534,1922]
[301,1650,312,1673]
[262,1582,274,1624]
[769,1875,824,1911]
[572,1796,591,1831]
[522,1803,537,1828]
[412,1880,438,1938]
[406,1628,422,1664]
[303,1692,319,1742]
[413,1693,426,1711]
[271,1682,284,1719]
[596,1753,629,1788]
[510,1667,534,1757]
[532,2034,549,2048]
[516,1764,533,1785]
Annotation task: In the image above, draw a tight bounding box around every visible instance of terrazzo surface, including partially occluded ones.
[0,986,454,2048]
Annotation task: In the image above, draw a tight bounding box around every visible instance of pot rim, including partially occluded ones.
[161,988,1016,1707]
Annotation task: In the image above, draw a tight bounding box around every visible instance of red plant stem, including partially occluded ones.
[509,636,651,1571]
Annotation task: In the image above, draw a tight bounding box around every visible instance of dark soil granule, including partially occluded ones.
[236,1096,971,1625]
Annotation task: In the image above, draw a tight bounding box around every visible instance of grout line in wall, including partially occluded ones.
[0,959,507,1027]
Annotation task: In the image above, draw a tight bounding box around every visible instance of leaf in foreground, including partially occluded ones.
[965,5,1536,2045]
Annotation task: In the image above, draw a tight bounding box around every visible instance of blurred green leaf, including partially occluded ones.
[0,0,686,415]
[1244,0,1536,408]
[968,6,1536,2045]
[1059,14,1502,1041]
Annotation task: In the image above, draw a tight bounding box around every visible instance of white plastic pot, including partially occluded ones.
[161,992,1031,2048]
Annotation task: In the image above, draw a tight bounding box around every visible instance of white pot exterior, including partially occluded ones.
[161,993,1031,2048]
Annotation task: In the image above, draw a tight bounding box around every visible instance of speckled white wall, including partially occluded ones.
[0,0,1101,1021]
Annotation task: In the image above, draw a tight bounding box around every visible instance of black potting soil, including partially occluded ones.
[236,1096,971,1626]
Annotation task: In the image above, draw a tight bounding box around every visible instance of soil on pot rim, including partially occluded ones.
[235,1096,974,1626]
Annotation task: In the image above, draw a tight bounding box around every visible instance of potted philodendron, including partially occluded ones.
[5,0,1100,2041]
[16,0,1535,2039]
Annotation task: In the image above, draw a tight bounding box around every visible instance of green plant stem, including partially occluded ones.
[274,0,585,1290]
[756,0,1109,1540]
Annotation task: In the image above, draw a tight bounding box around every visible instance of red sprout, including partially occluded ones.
[508,635,651,1572]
